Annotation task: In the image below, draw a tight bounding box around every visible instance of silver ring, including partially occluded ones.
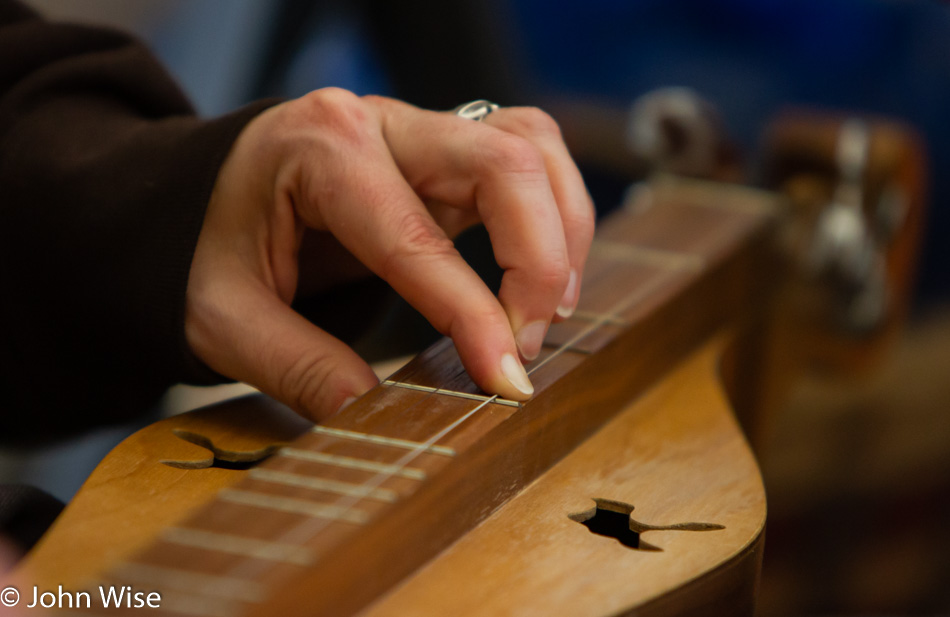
[454,100,499,122]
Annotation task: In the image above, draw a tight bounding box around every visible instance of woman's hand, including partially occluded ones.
[186,89,595,421]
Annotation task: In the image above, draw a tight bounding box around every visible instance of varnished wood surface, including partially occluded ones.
[20,332,767,617]
[362,335,766,617]
[20,396,311,590]
[241,185,777,617]
[20,178,780,616]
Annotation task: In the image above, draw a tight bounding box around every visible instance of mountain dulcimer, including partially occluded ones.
[19,115,923,617]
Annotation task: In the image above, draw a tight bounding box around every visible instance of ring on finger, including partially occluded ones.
[453,99,500,122]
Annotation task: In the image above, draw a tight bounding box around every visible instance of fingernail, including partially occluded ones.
[515,320,547,361]
[556,269,578,319]
[501,353,534,397]
[337,396,358,414]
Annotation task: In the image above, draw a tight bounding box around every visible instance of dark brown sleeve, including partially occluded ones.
[0,1,277,442]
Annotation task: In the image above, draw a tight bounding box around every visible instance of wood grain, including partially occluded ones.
[20,178,780,616]
[361,334,766,617]
[20,396,311,590]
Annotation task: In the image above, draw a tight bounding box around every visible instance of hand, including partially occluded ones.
[186,89,595,421]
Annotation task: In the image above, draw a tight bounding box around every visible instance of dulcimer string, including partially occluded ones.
[98,182,780,617]
[212,252,699,584]
[125,185,762,597]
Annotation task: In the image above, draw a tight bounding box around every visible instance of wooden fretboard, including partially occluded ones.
[95,178,780,617]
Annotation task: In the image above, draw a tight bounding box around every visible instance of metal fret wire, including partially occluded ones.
[232,263,691,581]
[214,390,502,585]
[527,267,683,377]
[126,189,772,617]
[130,382,494,613]
[142,239,713,608]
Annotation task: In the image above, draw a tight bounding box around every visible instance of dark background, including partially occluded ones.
[7,1,950,613]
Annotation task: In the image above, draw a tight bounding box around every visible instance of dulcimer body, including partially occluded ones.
[21,177,780,616]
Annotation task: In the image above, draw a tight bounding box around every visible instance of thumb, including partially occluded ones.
[186,279,378,422]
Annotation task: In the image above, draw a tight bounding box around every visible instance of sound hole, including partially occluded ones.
[568,498,725,552]
[161,430,280,470]
[204,457,266,471]
[573,506,652,550]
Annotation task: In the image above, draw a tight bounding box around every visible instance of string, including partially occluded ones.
[127,263,694,612]
[218,377,469,581]
[135,241,716,610]
[120,260,703,617]
[223,262,695,585]
[527,268,683,377]
[115,183,772,613]
[275,392,499,549]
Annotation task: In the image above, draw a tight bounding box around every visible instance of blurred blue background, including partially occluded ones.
[12,0,950,614]
[25,0,950,303]
[30,0,949,302]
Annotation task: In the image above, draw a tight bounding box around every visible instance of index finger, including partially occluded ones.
[300,120,536,401]
[373,98,575,361]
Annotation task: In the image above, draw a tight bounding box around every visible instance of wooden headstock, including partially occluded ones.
[763,109,926,376]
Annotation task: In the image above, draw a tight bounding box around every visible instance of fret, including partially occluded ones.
[385,339,502,403]
[381,380,521,408]
[539,342,592,355]
[162,527,314,565]
[573,256,683,319]
[542,322,621,357]
[590,240,705,272]
[623,175,779,217]
[248,468,398,503]
[529,269,682,377]
[598,198,769,260]
[79,178,779,617]
[568,310,628,326]
[654,175,781,216]
[311,426,456,457]
[218,489,370,524]
[111,562,265,602]
[279,448,427,480]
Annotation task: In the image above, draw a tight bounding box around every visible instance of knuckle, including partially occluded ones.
[508,106,562,140]
[477,133,545,177]
[301,86,361,112]
[360,93,388,109]
[296,87,371,144]
[380,209,458,278]
[277,350,336,414]
[535,258,571,291]
[567,202,596,243]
